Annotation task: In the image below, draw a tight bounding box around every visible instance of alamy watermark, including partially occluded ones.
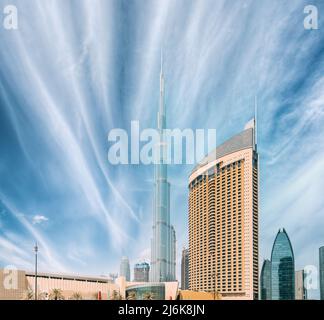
[107,121,216,165]
[2,265,18,290]
[304,5,319,30]
[1,4,320,31]
[2,5,18,30]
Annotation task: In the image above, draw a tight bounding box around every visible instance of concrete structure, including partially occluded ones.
[181,248,189,290]
[295,270,307,300]
[271,229,295,300]
[188,120,259,300]
[150,54,176,282]
[0,269,117,300]
[133,262,150,282]
[319,246,324,300]
[120,256,130,281]
[0,269,178,300]
[260,259,271,300]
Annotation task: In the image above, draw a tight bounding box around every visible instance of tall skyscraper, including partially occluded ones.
[120,256,130,281]
[188,120,259,299]
[134,262,150,282]
[181,248,189,290]
[270,229,295,300]
[260,259,271,300]
[295,270,307,300]
[320,246,324,300]
[150,54,176,282]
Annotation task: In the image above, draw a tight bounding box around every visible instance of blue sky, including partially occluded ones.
[0,0,324,299]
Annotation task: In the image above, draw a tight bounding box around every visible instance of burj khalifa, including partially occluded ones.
[150,54,176,282]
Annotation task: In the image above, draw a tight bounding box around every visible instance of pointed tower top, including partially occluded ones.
[160,49,164,75]
[254,95,258,146]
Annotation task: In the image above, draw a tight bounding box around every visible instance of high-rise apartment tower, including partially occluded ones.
[188,120,259,299]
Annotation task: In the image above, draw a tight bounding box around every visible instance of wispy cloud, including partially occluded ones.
[32,215,49,225]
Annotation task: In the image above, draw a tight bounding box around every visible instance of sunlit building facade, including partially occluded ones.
[0,269,116,300]
[295,270,307,300]
[188,120,259,300]
[271,229,295,300]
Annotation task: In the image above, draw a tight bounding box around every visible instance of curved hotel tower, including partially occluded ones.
[188,121,259,299]
[271,228,295,300]
[150,56,176,282]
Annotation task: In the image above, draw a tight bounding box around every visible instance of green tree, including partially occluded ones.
[143,292,155,300]
[23,289,34,300]
[70,292,83,300]
[111,290,122,300]
[38,292,49,300]
[49,288,65,300]
[126,291,137,300]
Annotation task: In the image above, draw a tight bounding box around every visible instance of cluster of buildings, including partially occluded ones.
[260,231,324,300]
[0,57,324,300]
[119,258,150,283]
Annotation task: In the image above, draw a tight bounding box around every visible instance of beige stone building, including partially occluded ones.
[0,269,118,300]
[0,269,179,300]
[188,120,259,300]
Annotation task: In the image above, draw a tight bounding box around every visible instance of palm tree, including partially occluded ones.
[126,291,137,300]
[38,292,49,300]
[23,289,34,300]
[70,292,83,300]
[111,290,122,300]
[143,292,155,300]
[49,288,65,300]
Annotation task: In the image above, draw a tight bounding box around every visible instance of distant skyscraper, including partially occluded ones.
[260,259,271,300]
[150,54,176,282]
[188,120,259,299]
[271,229,295,300]
[181,248,189,290]
[120,256,130,281]
[295,270,307,300]
[134,262,150,282]
[320,246,324,300]
[171,225,176,280]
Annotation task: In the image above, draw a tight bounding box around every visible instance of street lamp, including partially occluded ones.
[34,242,38,300]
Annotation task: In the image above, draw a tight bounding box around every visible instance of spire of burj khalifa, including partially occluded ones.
[150,52,176,282]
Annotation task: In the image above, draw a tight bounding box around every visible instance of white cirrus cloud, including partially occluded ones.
[32,215,49,225]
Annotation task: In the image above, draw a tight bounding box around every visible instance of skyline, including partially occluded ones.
[0,0,324,300]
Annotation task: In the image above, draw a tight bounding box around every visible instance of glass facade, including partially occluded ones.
[260,259,271,300]
[271,229,295,300]
[134,262,150,282]
[320,246,324,300]
[181,248,189,290]
[126,283,165,300]
[150,57,176,282]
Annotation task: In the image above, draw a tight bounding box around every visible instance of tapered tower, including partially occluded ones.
[150,53,176,282]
